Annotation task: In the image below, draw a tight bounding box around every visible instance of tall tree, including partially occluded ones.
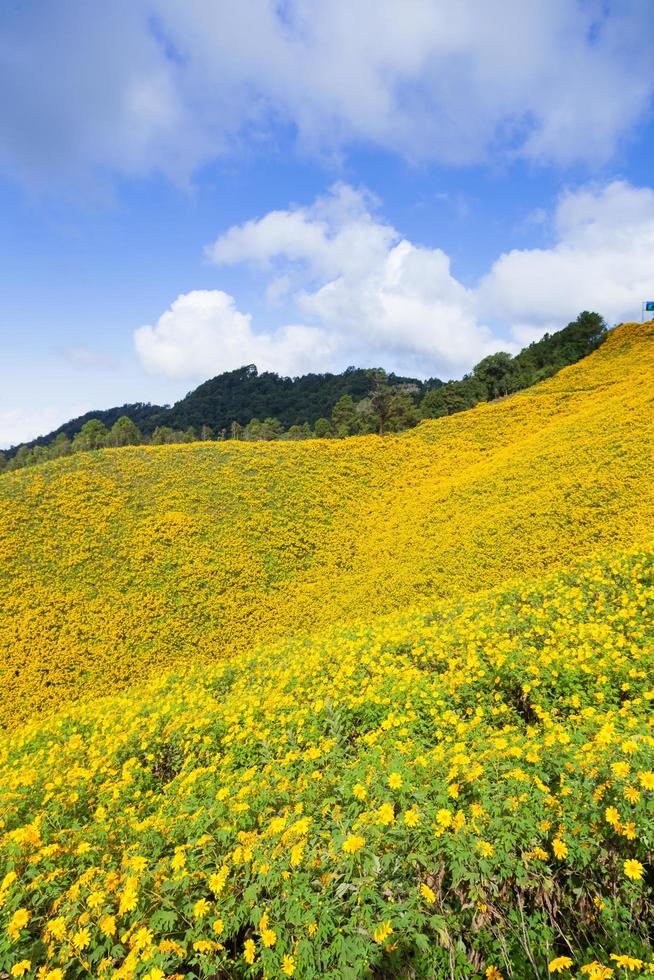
[331,395,359,437]
[106,416,141,447]
[370,373,394,436]
[72,419,108,452]
[314,418,332,438]
[49,433,72,458]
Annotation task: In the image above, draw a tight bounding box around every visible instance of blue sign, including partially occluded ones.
[646,302,654,311]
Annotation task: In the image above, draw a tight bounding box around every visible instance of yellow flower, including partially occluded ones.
[638,771,654,790]
[373,920,393,944]
[282,954,296,975]
[10,962,31,977]
[477,841,494,858]
[352,783,367,800]
[420,883,436,904]
[193,897,211,918]
[208,866,229,894]
[118,876,138,914]
[45,916,66,940]
[436,808,452,828]
[548,956,574,973]
[610,954,643,969]
[132,926,153,949]
[580,964,614,979]
[377,803,395,826]
[72,927,91,950]
[244,938,256,964]
[486,968,504,980]
[623,858,644,881]
[99,915,116,938]
[342,834,365,855]
[7,909,30,941]
[143,970,166,980]
[212,917,224,935]
[604,806,620,827]
[552,838,568,860]
[403,809,419,827]
[388,772,403,790]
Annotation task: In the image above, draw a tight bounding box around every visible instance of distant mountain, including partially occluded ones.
[6,365,429,456]
[4,309,608,460]
[165,365,427,433]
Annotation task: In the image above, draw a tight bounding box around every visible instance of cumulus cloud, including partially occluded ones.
[136,180,654,381]
[480,181,654,341]
[134,290,334,380]
[140,185,506,380]
[2,0,654,187]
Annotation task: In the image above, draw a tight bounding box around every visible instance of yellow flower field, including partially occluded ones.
[1,547,653,976]
[1,322,653,727]
[0,322,653,977]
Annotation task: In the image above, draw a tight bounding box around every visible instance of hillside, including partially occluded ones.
[1,321,653,979]
[1,547,653,977]
[0,321,652,728]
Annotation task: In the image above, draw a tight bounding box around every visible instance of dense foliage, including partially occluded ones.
[0,318,651,979]
[1,312,606,474]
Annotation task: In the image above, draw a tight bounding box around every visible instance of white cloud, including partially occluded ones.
[479,181,654,340]
[2,1,654,187]
[141,185,506,380]
[134,289,334,380]
[207,183,507,374]
[136,179,654,382]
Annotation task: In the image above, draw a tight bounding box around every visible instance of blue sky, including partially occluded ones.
[1,0,654,448]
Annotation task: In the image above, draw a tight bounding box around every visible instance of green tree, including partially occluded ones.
[8,446,31,470]
[230,421,243,441]
[420,386,448,418]
[331,394,359,437]
[243,418,264,441]
[473,352,516,400]
[106,416,141,447]
[49,433,72,459]
[200,424,214,441]
[29,445,49,466]
[72,419,108,452]
[151,426,177,445]
[261,417,284,440]
[314,418,332,438]
[387,391,419,432]
[370,373,394,436]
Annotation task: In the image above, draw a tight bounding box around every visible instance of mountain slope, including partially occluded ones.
[1,546,653,977]
[0,321,652,728]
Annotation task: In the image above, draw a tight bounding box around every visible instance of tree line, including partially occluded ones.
[0,312,607,475]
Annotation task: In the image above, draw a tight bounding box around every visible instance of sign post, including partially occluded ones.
[642,301,654,321]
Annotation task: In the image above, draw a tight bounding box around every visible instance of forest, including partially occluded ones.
[1,312,606,473]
